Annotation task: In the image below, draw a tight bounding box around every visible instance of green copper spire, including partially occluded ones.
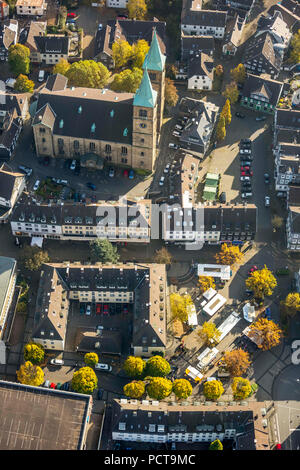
[133,69,157,108]
[142,29,166,72]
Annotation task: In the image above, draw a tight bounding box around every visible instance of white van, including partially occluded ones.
[44,380,50,387]
[50,358,64,366]
[5,78,16,89]
[95,363,112,372]
[38,70,45,82]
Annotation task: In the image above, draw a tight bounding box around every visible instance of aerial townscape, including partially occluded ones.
[0,0,300,455]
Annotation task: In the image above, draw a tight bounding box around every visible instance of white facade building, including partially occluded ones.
[16,0,47,16]
[106,0,128,7]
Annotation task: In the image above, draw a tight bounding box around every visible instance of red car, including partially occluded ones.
[123,304,128,314]
[275,443,281,450]
[103,304,109,315]
[123,169,129,177]
[241,166,250,171]
[96,303,102,314]
[67,12,76,18]
[50,382,56,389]
[241,170,253,177]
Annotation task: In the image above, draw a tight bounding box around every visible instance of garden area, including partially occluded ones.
[35,178,65,200]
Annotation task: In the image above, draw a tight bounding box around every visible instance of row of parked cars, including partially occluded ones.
[80,303,129,315]
[239,139,254,199]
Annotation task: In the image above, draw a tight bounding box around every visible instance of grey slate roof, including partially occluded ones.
[181,34,215,61]
[45,73,68,92]
[182,9,227,27]
[242,74,283,106]
[34,35,69,54]
[33,85,134,145]
[188,52,214,80]
[0,164,24,201]
[243,32,282,72]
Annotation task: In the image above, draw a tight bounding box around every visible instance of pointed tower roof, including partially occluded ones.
[142,29,166,72]
[133,69,158,108]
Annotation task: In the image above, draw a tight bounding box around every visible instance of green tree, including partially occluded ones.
[198,322,221,346]
[128,0,147,20]
[24,343,44,364]
[170,293,193,322]
[131,39,150,68]
[172,379,193,399]
[123,356,146,378]
[66,60,110,88]
[203,379,224,401]
[124,380,145,398]
[220,99,231,126]
[146,377,173,400]
[145,355,171,377]
[84,352,99,367]
[154,247,172,264]
[110,67,143,93]
[8,44,30,76]
[231,377,252,400]
[89,239,119,263]
[223,81,239,104]
[281,292,300,317]
[20,246,50,271]
[209,439,223,450]
[165,78,179,107]
[245,265,277,299]
[71,367,98,394]
[17,361,44,386]
[14,74,34,93]
[112,40,133,69]
[53,58,71,76]
[215,115,226,142]
[289,29,300,63]
[230,63,246,83]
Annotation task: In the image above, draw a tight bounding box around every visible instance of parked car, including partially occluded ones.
[18,165,32,177]
[50,358,64,366]
[291,278,297,291]
[66,19,76,24]
[44,380,50,388]
[248,265,258,275]
[103,304,109,315]
[123,304,128,314]
[74,164,80,175]
[50,383,56,389]
[235,112,245,118]
[256,115,267,121]
[86,304,91,315]
[80,304,85,315]
[242,184,252,191]
[172,130,181,137]
[123,169,129,177]
[164,164,170,173]
[67,12,76,17]
[109,167,115,178]
[43,156,50,166]
[265,196,270,207]
[241,170,253,176]
[168,143,179,149]
[95,363,112,372]
[38,70,45,82]
[219,192,226,203]
[241,192,253,198]
[175,124,184,130]
[97,388,104,400]
[96,303,101,314]
[264,173,270,184]
[70,159,76,170]
[86,182,96,190]
[240,163,252,168]
[98,23,103,30]
[240,176,251,181]
[5,78,16,89]
[239,148,251,154]
[265,307,271,320]
[159,176,165,186]
[129,169,134,179]
[33,180,40,191]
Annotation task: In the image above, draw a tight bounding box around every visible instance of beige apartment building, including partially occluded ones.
[16,0,47,16]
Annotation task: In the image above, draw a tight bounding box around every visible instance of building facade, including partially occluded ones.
[16,0,47,16]
[181,10,227,39]
[241,74,283,114]
[187,52,214,90]
[0,1,9,20]
[286,206,300,250]
[0,164,25,222]
[0,256,17,339]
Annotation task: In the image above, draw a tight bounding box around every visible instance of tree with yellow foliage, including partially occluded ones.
[112,40,133,69]
[223,349,251,377]
[248,318,283,351]
[131,39,150,68]
[170,293,193,323]
[215,115,226,142]
[289,29,300,64]
[128,0,147,20]
[245,265,277,299]
[231,377,252,400]
[230,63,246,83]
[172,379,193,399]
[198,276,215,293]
[203,379,224,401]
[53,58,70,76]
[281,293,300,317]
[215,243,243,266]
[223,81,239,104]
[220,99,232,126]
[198,321,221,346]
[17,361,44,386]
[124,380,145,398]
[110,67,143,93]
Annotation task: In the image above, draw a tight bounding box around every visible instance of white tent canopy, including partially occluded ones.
[187,303,198,326]
[243,303,256,322]
[218,311,241,341]
[203,293,226,316]
[203,287,217,301]
[31,237,43,248]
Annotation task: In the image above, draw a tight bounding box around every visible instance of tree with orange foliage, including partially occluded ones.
[248,318,283,351]
[223,349,251,377]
